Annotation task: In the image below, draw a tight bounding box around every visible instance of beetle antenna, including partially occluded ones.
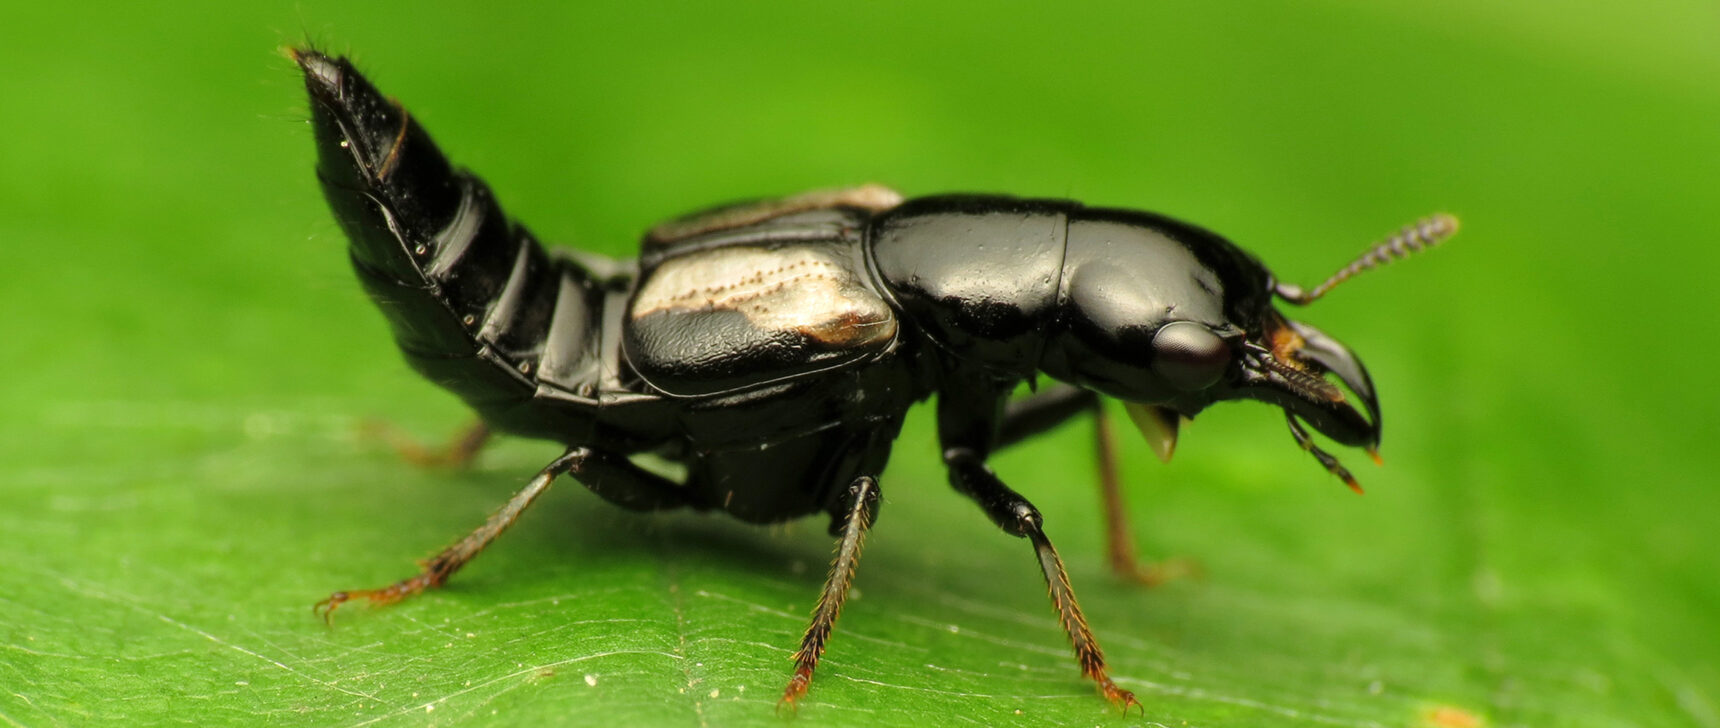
[1276,213,1459,305]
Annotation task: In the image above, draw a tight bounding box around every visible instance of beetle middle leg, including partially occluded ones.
[1090,408,1199,585]
[942,447,1141,711]
[780,475,880,711]
[997,384,1195,586]
[316,446,700,620]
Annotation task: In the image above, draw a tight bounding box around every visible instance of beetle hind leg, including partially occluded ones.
[314,447,578,620]
[358,419,492,469]
[316,446,703,621]
[779,475,880,712]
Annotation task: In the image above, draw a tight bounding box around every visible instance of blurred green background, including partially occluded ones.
[3,2,1716,726]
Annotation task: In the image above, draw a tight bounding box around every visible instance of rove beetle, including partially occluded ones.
[293,48,1455,710]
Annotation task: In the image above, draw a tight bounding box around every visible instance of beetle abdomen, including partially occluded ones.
[298,50,608,440]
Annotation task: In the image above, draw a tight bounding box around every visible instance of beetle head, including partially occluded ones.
[1043,212,1455,490]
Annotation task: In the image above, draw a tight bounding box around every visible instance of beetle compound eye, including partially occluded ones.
[1151,321,1230,390]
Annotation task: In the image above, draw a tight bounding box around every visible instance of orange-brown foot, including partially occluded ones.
[358,419,490,468]
[1098,677,1143,714]
[777,667,813,714]
[312,573,436,623]
[1110,555,1203,587]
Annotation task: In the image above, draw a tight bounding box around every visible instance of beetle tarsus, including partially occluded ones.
[360,419,492,469]
[313,449,578,620]
[1113,556,1203,587]
[1099,677,1144,714]
[313,572,439,623]
[1027,528,1138,711]
[780,475,879,711]
[777,667,813,715]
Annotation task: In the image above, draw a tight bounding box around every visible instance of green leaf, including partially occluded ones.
[3,2,1716,727]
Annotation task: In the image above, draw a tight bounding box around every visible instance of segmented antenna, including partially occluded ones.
[1275,213,1459,305]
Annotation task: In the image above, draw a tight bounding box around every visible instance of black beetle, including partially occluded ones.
[292,48,1455,710]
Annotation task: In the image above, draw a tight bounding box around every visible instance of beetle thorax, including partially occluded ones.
[867,197,1074,376]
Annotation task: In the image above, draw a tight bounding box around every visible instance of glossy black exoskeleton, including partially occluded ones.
[293,49,1455,710]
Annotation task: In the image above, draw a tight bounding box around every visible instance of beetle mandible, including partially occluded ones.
[292,48,1455,710]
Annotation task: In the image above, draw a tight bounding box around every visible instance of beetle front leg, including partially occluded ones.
[316,446,700,620]
[996,384,1196,586]
[943,448,1141,711]
[780,475,880,711]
